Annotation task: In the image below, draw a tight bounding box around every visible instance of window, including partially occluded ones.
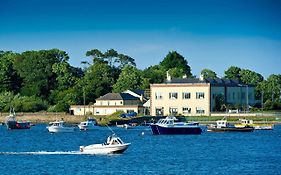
[196,107,205,114]
[155,107,164,116]
[182,107,191,114]
[182,92,191,99]
[169,107,178,115]
[196,92,205,99]
[155,92,163,100]
[169,92,178,100]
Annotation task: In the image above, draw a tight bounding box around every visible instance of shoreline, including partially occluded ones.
[1,114,281,125]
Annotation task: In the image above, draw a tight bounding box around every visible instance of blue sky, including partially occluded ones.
[0,0,280,78]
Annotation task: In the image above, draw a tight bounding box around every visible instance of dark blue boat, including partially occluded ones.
[150,116,202,135]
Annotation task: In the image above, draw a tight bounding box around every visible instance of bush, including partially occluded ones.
[11,95,48,112]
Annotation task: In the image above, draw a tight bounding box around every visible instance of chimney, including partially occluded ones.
[166,71,171,82]
[199,74,204,81]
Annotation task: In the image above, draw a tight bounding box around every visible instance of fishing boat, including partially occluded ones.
[47,120,75,133]
[5,109,30,130]
[234,119,274,130]
[150,116,202,135]
[207,118,254,132]
[79,134,130,154]
[78,118,99,130]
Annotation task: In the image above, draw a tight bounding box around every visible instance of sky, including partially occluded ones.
[0,0,281,78]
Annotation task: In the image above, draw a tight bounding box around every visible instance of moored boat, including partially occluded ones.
[5,109,30,130]
[47,121,75,133]
[150,116,202,135]
[234,119,274,130]
[79,134,130,154]
[207,118,254,132]
[78,118,99,130]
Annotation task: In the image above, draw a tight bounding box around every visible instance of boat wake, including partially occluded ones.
[0,151,82,155]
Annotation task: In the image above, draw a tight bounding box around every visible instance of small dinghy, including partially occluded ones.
[79,134,130,154]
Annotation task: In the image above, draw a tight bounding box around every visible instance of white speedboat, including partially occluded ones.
[79,134,130,154]
[78,118,99,130]
[47,121,75,133]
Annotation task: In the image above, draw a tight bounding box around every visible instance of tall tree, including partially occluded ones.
[142,65,166,84]
[239,69,264,86]
[160,51,192,77]
[0,51,22,93]
[113,65,144,92]
[13,49,69,98]
[224,66,241,80]
[201,69,217,79]
[85,48,136,68]
[81,62,114,104]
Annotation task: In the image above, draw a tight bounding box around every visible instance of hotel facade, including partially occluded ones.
[150,77,255,116]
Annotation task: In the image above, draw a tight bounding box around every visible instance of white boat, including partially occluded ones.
[79,134,130,154]
[47,121,75,133]
[78,118,99,130]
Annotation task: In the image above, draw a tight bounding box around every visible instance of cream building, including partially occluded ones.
[93,92,144,116]
[69,90,146,116]
[150,78,255,116]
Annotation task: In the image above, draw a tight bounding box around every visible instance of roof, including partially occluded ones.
[96,93,139,101]
[131,89,145,96]
[165,78,254,87]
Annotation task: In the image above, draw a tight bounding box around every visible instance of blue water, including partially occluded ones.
[0,124,281,175]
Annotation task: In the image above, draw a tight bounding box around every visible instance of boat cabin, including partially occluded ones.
[157,116,177,125]
[50,121,65,127]
[238,119,253,125]
[105,135,125,145]
[216,120,228,128]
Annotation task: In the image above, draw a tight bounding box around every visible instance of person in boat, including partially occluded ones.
[106,135,113,145]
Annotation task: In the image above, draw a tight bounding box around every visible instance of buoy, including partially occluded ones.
[141,132,144,136]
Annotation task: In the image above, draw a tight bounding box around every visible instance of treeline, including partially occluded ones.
[0,49,280,112]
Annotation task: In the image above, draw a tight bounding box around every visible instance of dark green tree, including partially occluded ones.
[160,51,192,77]
[0,51,22,93]
[113,65,144,92]
[13,49,69,99]
[224,66,241,80]
[142,65,166,84]
[81,62,114,104]
[239,69,263,86]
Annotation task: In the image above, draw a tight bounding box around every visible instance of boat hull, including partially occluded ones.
[207,126,254,132]
[150,124,202,135]
[80,143,130,154]
[6,121,30,129]
[235,124,273,130]
[47,126,75,133]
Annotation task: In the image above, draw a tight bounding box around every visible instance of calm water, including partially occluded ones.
[0,124,281,175]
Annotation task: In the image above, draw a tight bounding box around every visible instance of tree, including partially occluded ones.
[113,65,144,92]
[224,66,241,80]
[81,62,114,104]
[13,49,69,99]
[0,51,22,93]
[160,51,192,77]
[142,65,166,84]
[201,69,217,79]
[239,69,263,86]
[85,48,136,68]
[0,91,14,112]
